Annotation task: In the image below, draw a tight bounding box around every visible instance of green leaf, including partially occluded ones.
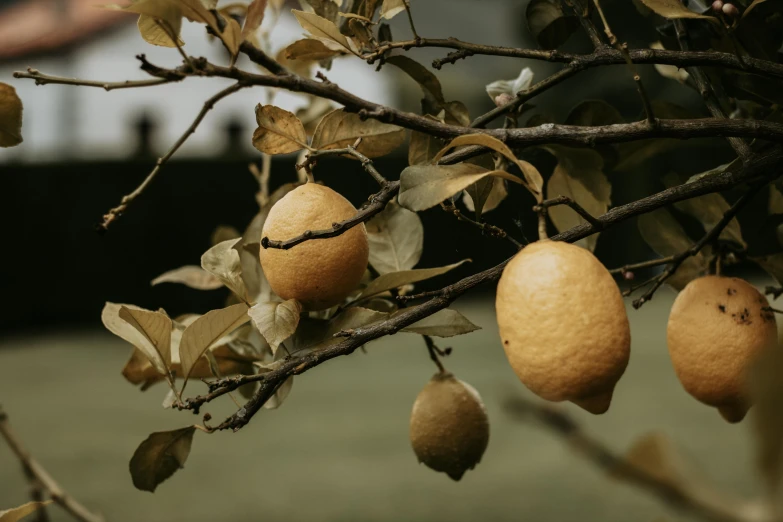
[526,0,580,49]
[398,163,523,212]
[360,260,470,298]
[401,308,481,337]
[151,265,223,290]
[433,133,544,200]
[0,82,23,148]
[638,0,715,19]
[0,501,53,522]
[662,173,745,248]
[637,209,708,290]
[201,238,248,301]
[252,104,308,155]
[129,426,196,492]
[179,303,251,386]
[366,201,424,274]
[311,109,405,158]
[248,299,303,354]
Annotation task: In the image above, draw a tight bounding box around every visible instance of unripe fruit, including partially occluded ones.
[667,276,777,423]
[495,240,631,414]
[409,373,490,481]
[259,183,369,310]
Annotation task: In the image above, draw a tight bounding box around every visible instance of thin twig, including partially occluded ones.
[631,184,763,308]
[566,0,604,48]
[301,141,387,186]
[13,68,175,91]
[441,201,523,248]
[673,19,752,160]
[98,82,246,231]
[0,406,105,522]
[402,0,419,39]
[609,256,676,275]
[534,196,603,229]
[261,180,399,250]
[593,0,655,124]
[423,335,447,374]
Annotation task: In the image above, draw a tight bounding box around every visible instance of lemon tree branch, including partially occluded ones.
[177,147,783,429]
[0,406,105,522]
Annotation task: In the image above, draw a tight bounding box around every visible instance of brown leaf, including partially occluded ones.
[292,9,353,54]
[242,0,267,41]
[119,306,173,373]
[137,14,184,47]
[366,201,424,274]
[129,426,196,492]
[546,165,605,252]
[284,39,345,61]
[248,299,303,354]
[398,163,522,212]
[0,82,23,148]
[360,260,469,299]
[103,303,170,376]
[433,133,543,200]
[400,308,480,337]
[463,177,508,218]
[0,501,53,522]
[408,128,442,166]
[380,0,406,19]
[151,265,223,290]
[311,109,405,158]
[252,104,307,155]
[179,303,251,385]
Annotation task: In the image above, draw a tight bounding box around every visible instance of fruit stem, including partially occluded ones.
[537,211,549,241]
[423,335,447,374]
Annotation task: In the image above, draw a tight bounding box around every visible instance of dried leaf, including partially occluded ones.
[638,209,707,290]
[433,134,543,200]
[151,265,223,290]
[380,0,406,19]
[463,177,508,218]
[366,201,424,274]
[137,14,183,47]
[284,38,345,61]
[292,9,353,54]
[0,501,53,522]
[401,308,481,337]
[242,0,267,41]
[119,307,173,373]
[360,260,469,299]
[129,426,196,492]
[179,303,251,385]
[546,165,605,252]
[201,238,248,301]
[399,163,522,212]
[311,109,405,158]
[526,0,580,49]
[248,299,303,354]
[252,104,307,155]
[662,173,745,248]
[408,128,442,166]
[0,82,23,148]
[103,303,169,375]
[638,0,715,19]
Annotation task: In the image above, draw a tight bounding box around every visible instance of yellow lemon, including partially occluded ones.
[495,240,631,414]
[259,183,369,310]
[667,275,777,423]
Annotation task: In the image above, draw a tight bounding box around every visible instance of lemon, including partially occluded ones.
[667,275,777,423]
[259,183,369,310]
[409,373,490,481]
[495,240,631,414]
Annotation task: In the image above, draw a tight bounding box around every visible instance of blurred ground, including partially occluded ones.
[0,293,769,522]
